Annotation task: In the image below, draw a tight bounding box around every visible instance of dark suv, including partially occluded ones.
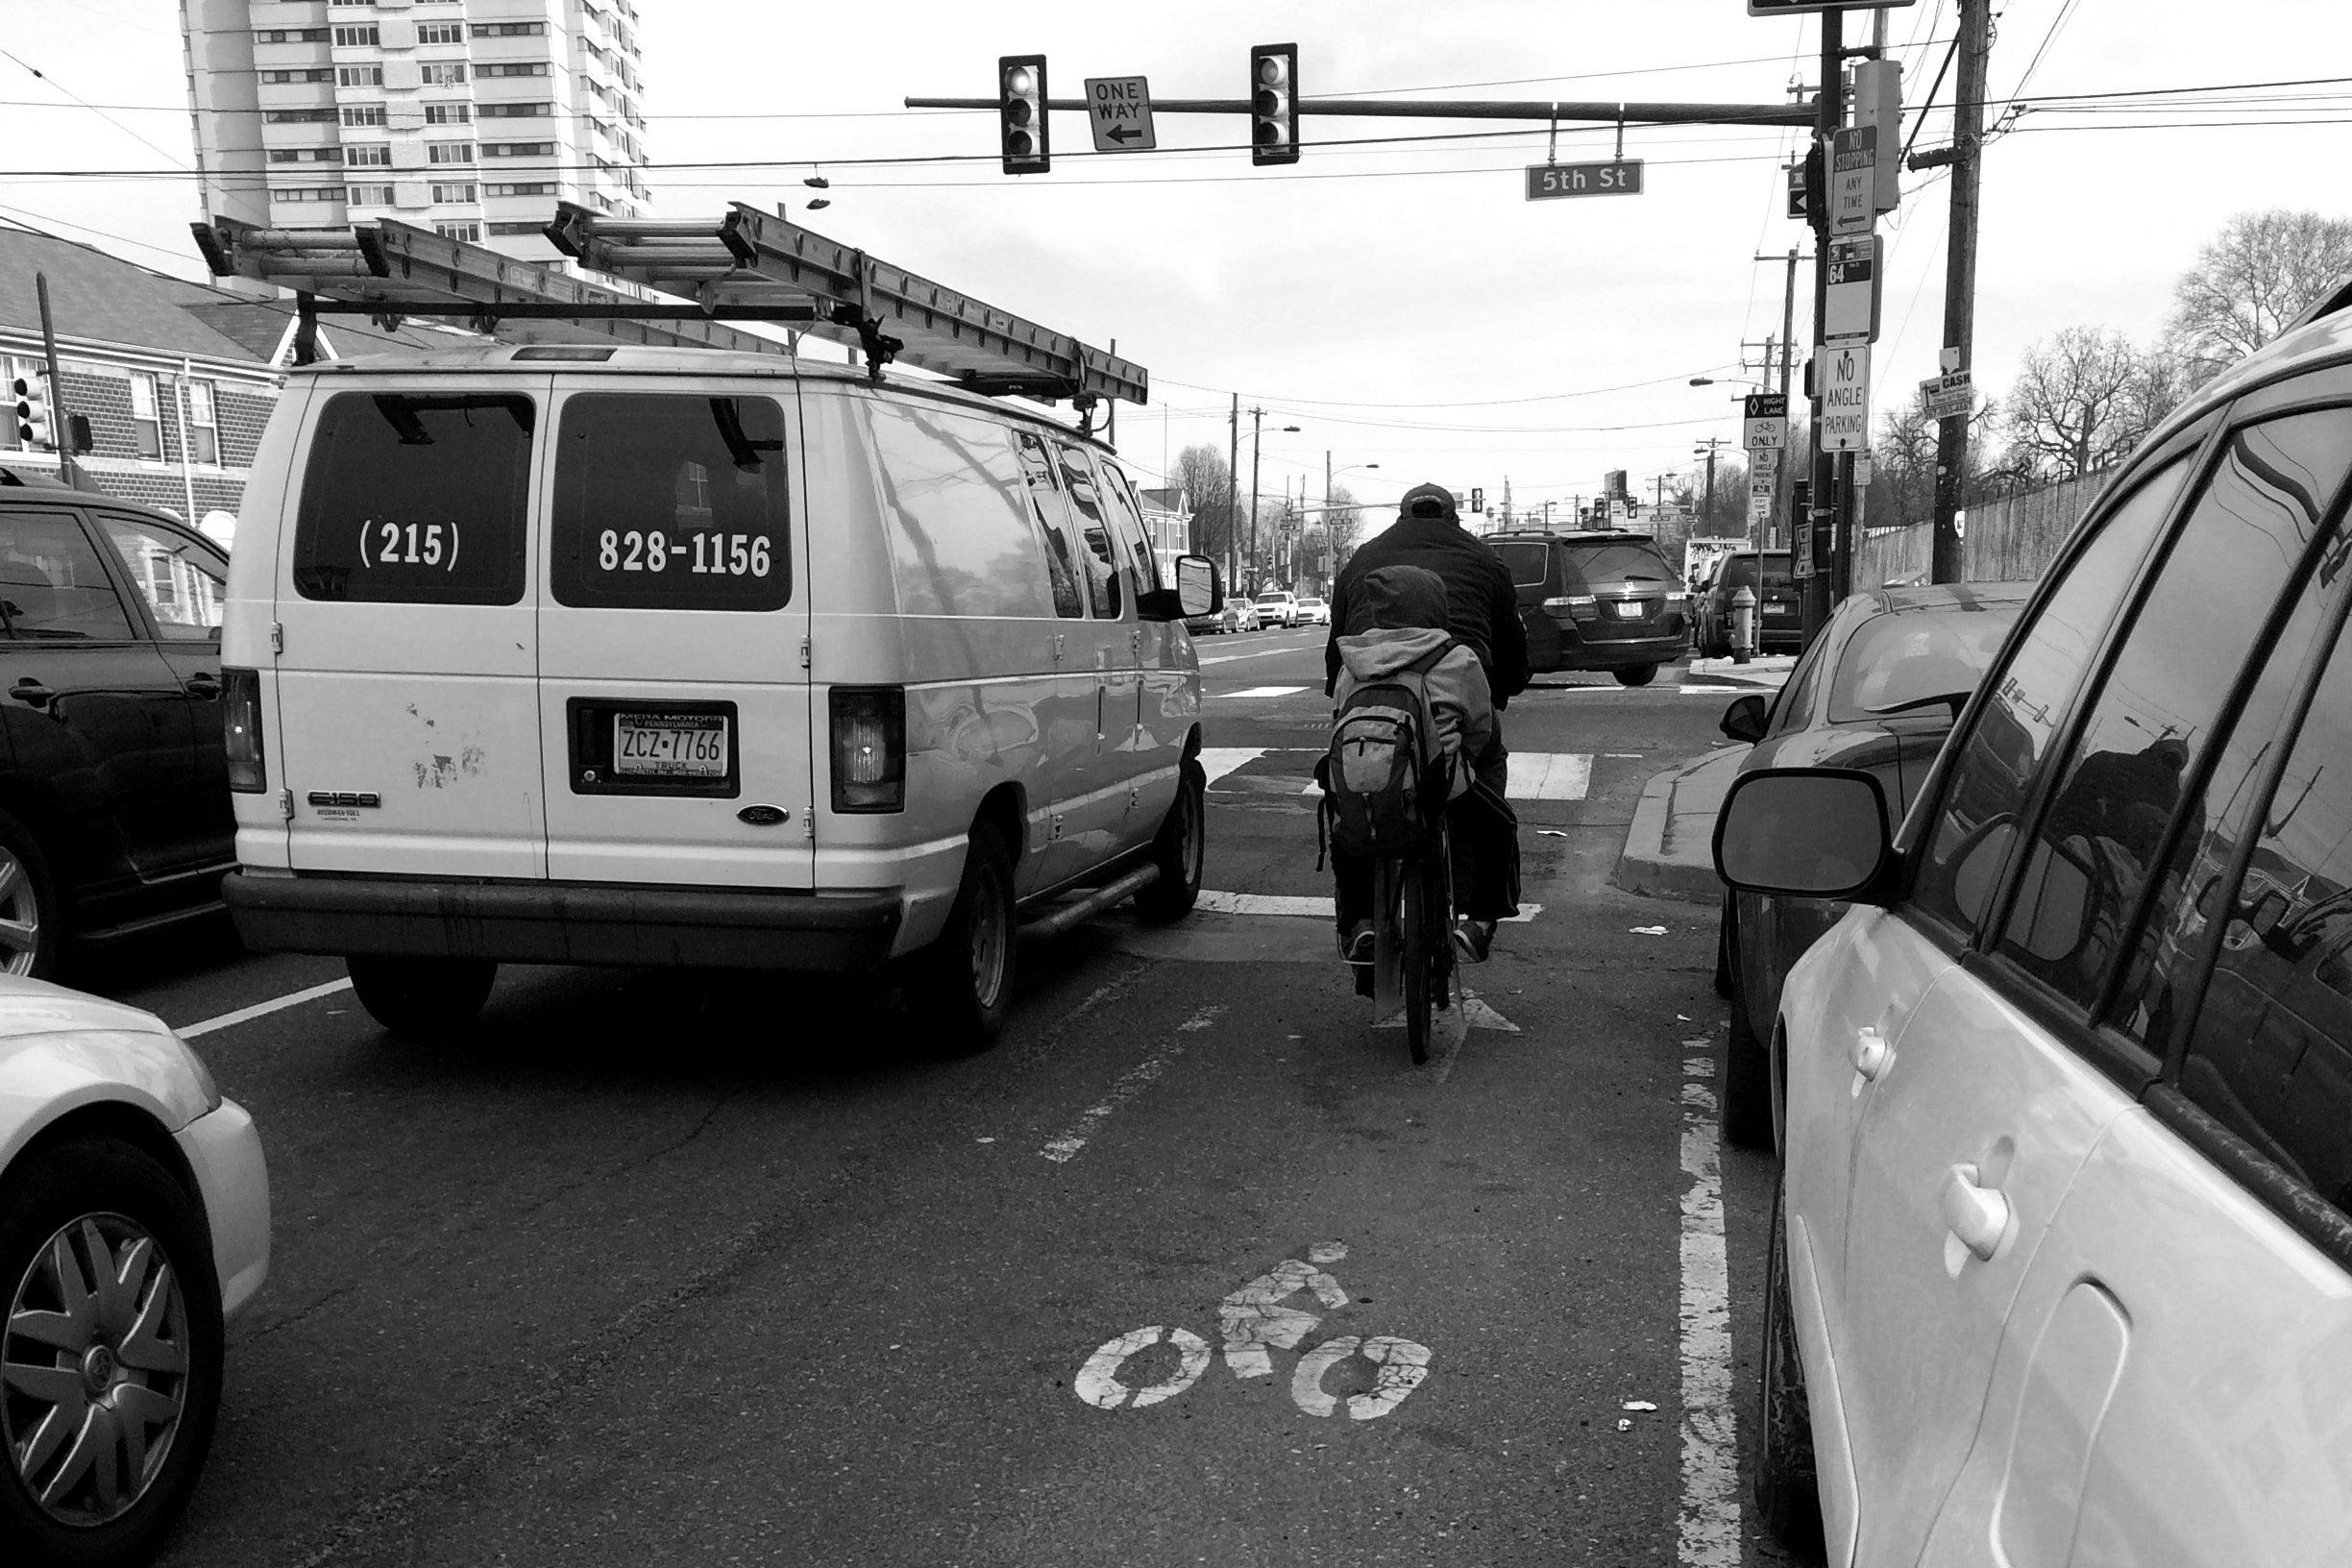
[1488,529,1686,686]
[1696,549,1801,657]
[0,466,233,975]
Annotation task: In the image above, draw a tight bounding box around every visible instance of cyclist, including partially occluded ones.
[1327,482,1528,958]
[1328,565,1495,967]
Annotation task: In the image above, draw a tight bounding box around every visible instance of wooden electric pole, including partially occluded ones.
[1927,0,1991,583]
[1801,8,1843,646]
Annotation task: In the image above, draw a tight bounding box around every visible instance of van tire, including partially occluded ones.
[1613,664,1658,687]
[346,955,498,1037]
[1134,762,1206,923]
[913,823,1017,1053]
[1756,1169,1825,1554]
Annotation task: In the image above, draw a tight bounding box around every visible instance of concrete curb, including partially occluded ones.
[1609,747,1745,905]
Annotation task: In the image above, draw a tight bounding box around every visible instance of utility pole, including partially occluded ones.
[1924,0,1990,583]
[35,274,76,488]
[1695,436,1727,534]
[1801,8,1844,646]
[1247,404,1264,595]
[1752,248,1799,549]
[1226,394,1240,592]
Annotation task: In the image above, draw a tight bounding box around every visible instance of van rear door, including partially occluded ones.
[535,384,813,890]
[274,379,548,877]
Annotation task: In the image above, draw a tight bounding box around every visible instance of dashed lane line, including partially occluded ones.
[1039,1006,1225,1164]
[179,978,354,1040]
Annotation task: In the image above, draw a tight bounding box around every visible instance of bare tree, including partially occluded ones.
[1875,395,1940,527]
[2168,209,2352,384]
[1173,443,1236,561]
[1322,481,1364,574]
[2001,327,2165,481]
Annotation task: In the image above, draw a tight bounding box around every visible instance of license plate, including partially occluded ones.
[1612,600,1646,619]
[1765,604,1795,617]
[613,713,729,778]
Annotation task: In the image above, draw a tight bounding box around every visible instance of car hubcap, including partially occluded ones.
[0,847,40,976]
[2,1214,190,1526]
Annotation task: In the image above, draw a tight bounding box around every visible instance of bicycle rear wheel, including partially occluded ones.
[1401,855,1432,1064]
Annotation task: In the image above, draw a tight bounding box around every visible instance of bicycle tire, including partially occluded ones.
[1402,854,1432,1064]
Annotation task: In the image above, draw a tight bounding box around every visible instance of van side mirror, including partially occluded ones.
[1719,694,1769,745]
[1140,554,1221,621]
[1713,767,1897,902]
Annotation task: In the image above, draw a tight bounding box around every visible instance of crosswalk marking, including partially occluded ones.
[1194,891,1544,923]
[1289,750,1591,802]
[1196,747,1267,787]
[1210,686,1309,699]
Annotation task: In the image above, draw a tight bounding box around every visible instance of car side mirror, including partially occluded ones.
[1139,554,1222,622]
[1713,767,1897,902]
[1719,694,1769,745]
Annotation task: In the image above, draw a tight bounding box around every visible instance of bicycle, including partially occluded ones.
[1369,811,1458,1066]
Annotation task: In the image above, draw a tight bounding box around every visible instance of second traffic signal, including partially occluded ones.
[12,377,49,449]
[1250,43,1299,165]
[999,54,1049,174]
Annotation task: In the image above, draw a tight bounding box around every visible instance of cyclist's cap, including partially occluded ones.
[1400,483,1458,522]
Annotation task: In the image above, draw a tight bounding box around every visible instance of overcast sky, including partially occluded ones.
[6,1,2350,514]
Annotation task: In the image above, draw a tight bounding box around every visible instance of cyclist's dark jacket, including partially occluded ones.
[1326,484,1531,708]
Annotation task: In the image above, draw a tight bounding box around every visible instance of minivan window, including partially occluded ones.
[98,515,225,640]
[1995,411,2352,1010]
[1495,543,1549,587]
[1909,455,2190,936]
[867,403,1056,619]
[1055,441,1123,620]
[1015,431,1084,619]
[550,394,790,612]
[1565,545,1675,586]
[0,509,134,640]
[294,392,532,604]
[1720,553,1792,592]
[2178,619,2352,1220]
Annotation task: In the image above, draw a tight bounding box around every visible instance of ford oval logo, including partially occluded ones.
[738,804,790,826]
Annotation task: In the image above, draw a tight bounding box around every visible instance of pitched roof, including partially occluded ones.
[1139,486,1188,514]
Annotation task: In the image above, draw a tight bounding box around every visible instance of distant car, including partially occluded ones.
[1697,549,1801,658]
[1253,589,1299,627]
[0,972,269,1566]
[1295,595,1330,625]
[0,468,235,977]
[1715,289,2352,1564]
[1224,600,1262,634]
[1713,580,2031,1147]
[1488,529,1688,686]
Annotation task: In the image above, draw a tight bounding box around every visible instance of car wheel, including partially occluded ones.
[1613,665,1658,688]
[0,1136,224,1568]
[0,806,61,981]
[913,822,1017,1053]
[1135,761,1205,923]
[1756,1168,1825,1555]
[346,955,498,1037]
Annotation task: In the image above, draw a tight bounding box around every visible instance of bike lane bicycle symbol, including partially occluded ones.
[1072,1241,1433,1421]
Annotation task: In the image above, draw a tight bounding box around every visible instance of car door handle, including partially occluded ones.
[1850,1025,1891,1081]
[183,672,222,700]
[9,679,53,710]
[1941,1164,2011,1262]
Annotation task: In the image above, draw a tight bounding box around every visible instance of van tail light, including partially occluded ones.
[1543,595,1598,620]
[224,667,266,793]
[829,686,905,813]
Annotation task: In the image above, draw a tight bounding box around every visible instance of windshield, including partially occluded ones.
[1256,592,1287,603]
[1828,601,2023,723]
[1719,553,1792,592]
[1564,545,1675,587]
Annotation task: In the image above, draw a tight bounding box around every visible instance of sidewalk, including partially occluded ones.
[1610,743,1750,903]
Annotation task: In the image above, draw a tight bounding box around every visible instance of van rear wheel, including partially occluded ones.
[912,823,1017,1053]
[1613,664,1658,687]
[346,955,497,1037]
[1135,762,1205,923]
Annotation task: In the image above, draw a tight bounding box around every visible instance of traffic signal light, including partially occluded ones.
[998,54,1049,175]
[11,376,49,450]
[1469,487,1483,514]
[1250,43,1299,166]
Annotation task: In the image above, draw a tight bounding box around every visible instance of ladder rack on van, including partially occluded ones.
[545,202,1146,411]
[190,214,800,361]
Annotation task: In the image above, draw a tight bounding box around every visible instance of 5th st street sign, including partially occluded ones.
[1526,160,1644,200]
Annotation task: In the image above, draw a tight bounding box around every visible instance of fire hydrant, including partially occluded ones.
[1729,585,1758,666]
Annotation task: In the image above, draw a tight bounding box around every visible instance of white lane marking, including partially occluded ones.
[1196,747,1267,787]
[1375,987,1519,1033]
[1198,891,1334,918]
[1511,752,1594,800]
[179,977,354,1040]
[1220,1254,1351,1379]
[1293,1335,1434,1421]
[1039,1006,1223,1164]
[1198,640,1320,667]
[1678,1054,1741,1568]
[1074,1327,1213,1410]
[1210,685,1309,699]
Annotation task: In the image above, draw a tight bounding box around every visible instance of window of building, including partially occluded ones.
[330,0,372,6]
[485,222,546,235]
[331,25,379,46]
[434,221,481,241]
[271,185,348,204]
[265,109,338,124]
[345,144,390,166]
[0,357,36,452]
[340,105,387,127]
[482,103,553,118]
[129,373,162,461]
[255,27,330,43]
[347,184,396,206]
[424,103,473,124]
[420,61,467,86]
[484,182,556,197]
[482,141,555,158]
[473,21,547,36]
[427,142,476,164]
[336,64,383,87]
[429,183,477,204]
[189,376,223,462]
[478,63,551,78]
[415,21,464,43]
[269,147,345,163]
[261,68,334,84]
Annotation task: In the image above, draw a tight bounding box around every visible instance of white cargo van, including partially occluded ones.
[218,346,1217,1046]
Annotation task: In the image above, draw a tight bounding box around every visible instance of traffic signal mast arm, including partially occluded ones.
[911,93,1815,130]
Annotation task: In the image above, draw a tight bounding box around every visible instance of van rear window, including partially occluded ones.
[550,394,792,611]
[1495,543,1550,587]
[293,392,533,603]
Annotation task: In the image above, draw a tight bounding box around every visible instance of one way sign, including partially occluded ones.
[1086,76,1157,153]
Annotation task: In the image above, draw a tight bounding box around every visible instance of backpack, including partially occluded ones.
[1320,643,1455,860]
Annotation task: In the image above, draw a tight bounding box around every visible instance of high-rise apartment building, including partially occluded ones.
[182,0,649,263]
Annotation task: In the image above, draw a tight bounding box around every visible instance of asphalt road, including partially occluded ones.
[81,625,1800,1568]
